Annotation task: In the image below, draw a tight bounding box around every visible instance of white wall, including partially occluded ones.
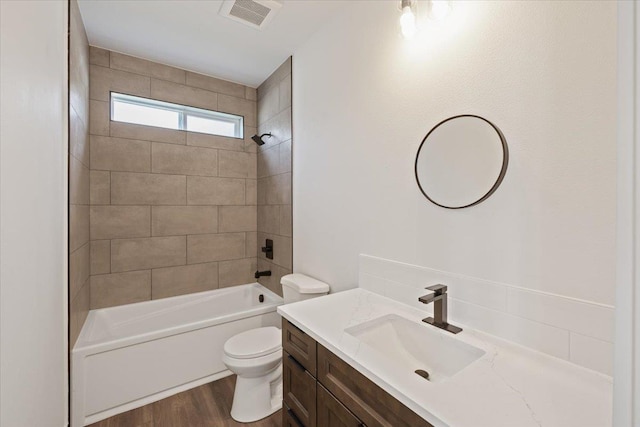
[293,1,616,307]
[0,1,69,426]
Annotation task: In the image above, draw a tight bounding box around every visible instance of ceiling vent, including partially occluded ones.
[219,0,283,30]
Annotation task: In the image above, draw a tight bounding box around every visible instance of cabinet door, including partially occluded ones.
[283,318,317,375]
[317,383,364,427]
[283,351,317,427]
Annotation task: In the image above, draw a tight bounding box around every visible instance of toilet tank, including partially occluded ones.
[281,274,330,303]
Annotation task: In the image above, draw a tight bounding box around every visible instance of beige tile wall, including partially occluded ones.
[69,0,91,346]
[88,48,258,308]
[256,58,293,296]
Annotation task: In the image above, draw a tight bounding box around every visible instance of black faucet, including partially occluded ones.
[255,270,272,279]
[418,284,462,334]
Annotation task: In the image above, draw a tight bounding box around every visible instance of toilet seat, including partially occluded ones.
[224,326,281,359]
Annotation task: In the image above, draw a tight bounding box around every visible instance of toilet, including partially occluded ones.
[223,274,330,423]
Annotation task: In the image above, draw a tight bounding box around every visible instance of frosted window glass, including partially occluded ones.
[186,115,236,137]
[110,93,243,139]
[112,101,181,130]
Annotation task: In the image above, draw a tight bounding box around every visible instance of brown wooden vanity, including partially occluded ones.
[282,319,434,427]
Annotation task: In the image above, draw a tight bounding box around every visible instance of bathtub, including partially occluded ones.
[71,283,283,426]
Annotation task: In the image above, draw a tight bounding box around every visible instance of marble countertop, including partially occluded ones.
[277,288,612,427]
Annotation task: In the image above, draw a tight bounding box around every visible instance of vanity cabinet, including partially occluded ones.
[283,351,317,427]
[284,404,306,427]
[282,319,433,427]
[283,318,317,375]
[317,383,362,427]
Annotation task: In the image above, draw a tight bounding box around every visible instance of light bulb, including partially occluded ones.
[430,0,451,21]
[400,5,417,39]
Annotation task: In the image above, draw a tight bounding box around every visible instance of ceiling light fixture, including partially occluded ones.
[400,0,417,40]
[429,0,452,21]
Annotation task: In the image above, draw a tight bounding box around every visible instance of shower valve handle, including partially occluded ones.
[261,239,274,260]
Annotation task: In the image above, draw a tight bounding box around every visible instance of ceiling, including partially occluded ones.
[78,0,345,87]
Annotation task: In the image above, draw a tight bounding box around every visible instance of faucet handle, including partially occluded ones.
[425,284,447,295]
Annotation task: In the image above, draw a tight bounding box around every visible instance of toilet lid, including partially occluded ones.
[224,327,281,359]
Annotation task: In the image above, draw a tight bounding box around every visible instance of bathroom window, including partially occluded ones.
[110,92,244,139]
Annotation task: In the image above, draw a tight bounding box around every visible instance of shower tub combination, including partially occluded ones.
[71,283,283,427]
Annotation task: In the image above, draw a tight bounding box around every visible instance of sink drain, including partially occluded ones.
[415,369,430,381]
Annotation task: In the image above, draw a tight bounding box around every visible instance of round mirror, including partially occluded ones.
[415,115,508,209]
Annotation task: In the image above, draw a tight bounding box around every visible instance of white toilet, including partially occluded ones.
[222,274,330,423]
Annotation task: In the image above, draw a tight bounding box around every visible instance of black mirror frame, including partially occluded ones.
[414,114,509,209]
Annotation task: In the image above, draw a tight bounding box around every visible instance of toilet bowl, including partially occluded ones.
[223,327,282,423]
[223,274,330,422]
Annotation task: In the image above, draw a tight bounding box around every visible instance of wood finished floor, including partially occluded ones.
[89,375,282,427]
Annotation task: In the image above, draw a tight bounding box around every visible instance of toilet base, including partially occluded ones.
[230,364,282,423]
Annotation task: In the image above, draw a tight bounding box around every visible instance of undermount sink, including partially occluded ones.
[345,314,485,383]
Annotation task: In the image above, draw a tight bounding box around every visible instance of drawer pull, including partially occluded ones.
[288,354,305,371]
[287,408,305,427]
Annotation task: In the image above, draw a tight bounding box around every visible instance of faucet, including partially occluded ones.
[418,284,462,334]
[254,270,272,279]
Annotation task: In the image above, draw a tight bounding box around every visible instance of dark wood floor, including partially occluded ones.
[89,375,282,427]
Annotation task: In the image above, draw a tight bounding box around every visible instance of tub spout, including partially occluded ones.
[255,270,272,279]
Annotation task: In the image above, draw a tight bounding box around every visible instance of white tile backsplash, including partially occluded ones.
[358,272,388,296]
[385,280,436,314]
[450,299,570,360]
[569,333,613,376]
[506,288,614,342]
[358,255,388,278]
[359,254,613,375]
[443,274,508,312]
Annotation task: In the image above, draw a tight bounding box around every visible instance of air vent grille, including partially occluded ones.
[219,0,282,30]
[230,0,270,26]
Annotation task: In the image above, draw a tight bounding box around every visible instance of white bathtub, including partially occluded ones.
[71,283,283,426]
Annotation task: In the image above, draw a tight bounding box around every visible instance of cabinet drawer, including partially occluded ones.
[284,404,307,427]
[317,383,364,427]
[317,345,433,427]
[283,318,317,376]
[283,350,317,427]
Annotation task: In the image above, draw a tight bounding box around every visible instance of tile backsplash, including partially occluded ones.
[359,254,614,376]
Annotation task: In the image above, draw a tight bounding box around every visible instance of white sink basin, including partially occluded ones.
[345,314,485,383]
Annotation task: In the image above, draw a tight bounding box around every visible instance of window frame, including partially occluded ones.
[110,92,244,139]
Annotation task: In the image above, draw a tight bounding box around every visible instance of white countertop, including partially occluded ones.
[277,288,612,427]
